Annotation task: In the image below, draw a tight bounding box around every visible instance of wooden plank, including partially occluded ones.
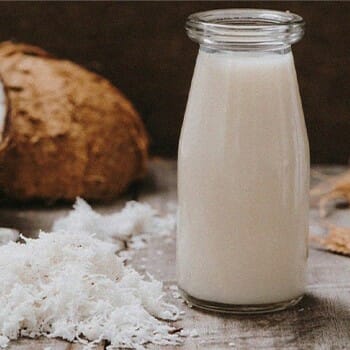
[7,338,105,350]
[2,160,350,349]
[0,191,133,239]
[133,160,350,349]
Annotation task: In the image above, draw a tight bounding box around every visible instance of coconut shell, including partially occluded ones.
[0,41,148,202]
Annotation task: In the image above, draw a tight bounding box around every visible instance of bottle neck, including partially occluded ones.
[199,44,292,55]
[186,9,304,52]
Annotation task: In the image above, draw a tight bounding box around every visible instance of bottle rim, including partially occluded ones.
[186,9,305,51]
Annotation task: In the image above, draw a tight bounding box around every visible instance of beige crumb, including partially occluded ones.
[311,226,350,256]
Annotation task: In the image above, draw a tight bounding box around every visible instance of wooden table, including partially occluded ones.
[1,159,350,349]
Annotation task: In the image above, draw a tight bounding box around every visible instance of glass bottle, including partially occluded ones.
[177,9,309,314]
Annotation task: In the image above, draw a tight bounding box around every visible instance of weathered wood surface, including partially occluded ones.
[2,159,350,349]
[7,338,104,350]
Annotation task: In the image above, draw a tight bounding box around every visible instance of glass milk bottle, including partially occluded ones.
[177,9,309,314]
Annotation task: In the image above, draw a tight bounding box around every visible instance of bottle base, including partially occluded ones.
[179,288,303,315]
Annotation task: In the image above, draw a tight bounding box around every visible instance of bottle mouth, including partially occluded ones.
[186,9,305,51]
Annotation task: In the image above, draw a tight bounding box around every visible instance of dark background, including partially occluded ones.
[0,2,348,163]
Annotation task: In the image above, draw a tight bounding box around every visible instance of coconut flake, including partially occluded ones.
[0,336,9,349]
[0,230,180,349]
[53,198,176,250]
[0,198,182,348]
[189,329,199,338]
[0,228,19,245]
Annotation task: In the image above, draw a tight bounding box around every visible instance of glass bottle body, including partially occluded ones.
[177,10,309,313]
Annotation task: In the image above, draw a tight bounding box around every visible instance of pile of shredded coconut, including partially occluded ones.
[0,199,181,349]
[0,228,19,246]
[53,198,176,251]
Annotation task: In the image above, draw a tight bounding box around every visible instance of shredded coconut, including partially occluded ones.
[172,291,182,299]
[53,198,176,251]
[0,228,19,245]
[0,230,180,349]
[189,329,199,338]
[0,336,9,348]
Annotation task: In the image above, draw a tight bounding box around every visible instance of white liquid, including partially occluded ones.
[177,49,309,305]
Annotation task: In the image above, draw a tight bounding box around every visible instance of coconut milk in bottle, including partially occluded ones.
[177,9,309,314]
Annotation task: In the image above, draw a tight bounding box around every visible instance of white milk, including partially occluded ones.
[177,49,309,306]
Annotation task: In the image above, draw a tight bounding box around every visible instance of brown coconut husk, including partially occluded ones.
[0,41,148,202]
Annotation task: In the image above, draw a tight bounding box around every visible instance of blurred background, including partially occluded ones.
[0,1,348,164]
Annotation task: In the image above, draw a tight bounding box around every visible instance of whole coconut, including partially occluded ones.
[0,42,148,202]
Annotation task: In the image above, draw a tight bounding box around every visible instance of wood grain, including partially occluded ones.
[1,159,350,349]
[7,337,105,350]
[135,160,350,349]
